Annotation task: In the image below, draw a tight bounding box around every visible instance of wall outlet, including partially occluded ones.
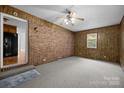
[43,58,46,62]
[104,56,107,58]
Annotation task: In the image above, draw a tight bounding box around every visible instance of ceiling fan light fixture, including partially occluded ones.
[64,18,68,22]
[71,18,75,23]
[64,18,75,25]
[65,21,69,25]
[65,22,68,25]
[64,18,69,25]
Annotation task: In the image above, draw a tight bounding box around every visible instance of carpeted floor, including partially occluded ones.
[17,56,124,88]
[0,69,40,88]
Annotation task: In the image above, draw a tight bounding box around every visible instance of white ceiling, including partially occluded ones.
[12,5,124,32]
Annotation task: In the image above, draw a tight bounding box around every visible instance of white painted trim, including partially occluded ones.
[0,12,28,69]
[0,12,27,22]
[0,14,3,68]
[25,22,28,64]
[0,14,1,68]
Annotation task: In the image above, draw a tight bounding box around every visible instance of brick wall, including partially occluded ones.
[0,5,123,66]
[120,17,124,69]
[29,22,74,65]
[0,5,74,65]
[74,25,120,63]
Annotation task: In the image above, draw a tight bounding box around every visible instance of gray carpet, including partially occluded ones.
[15,57,124,88]
[0,69,40,88]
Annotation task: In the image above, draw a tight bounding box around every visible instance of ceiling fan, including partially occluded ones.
[57,8,84,26]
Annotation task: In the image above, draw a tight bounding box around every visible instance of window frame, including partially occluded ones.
[87,33,98,49]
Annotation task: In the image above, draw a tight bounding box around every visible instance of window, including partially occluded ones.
[87,33,97,48]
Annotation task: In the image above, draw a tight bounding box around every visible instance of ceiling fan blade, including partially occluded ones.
[71,22,74,26]
[56,16,65,19]
[74,17,84,21]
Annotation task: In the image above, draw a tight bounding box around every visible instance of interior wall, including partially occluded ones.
[0,5,122,66]
[0,5,74,66]
[120,17,124,69]
[74,25,120,63]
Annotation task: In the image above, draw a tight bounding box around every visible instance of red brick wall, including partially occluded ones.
[29,22,74,65]
[0,5,74,65]
[120,17,124,69]
[74,25,120,63]
[0,5,122,66]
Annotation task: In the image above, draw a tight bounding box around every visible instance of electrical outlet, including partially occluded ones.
[43,58,46,62]
[104,56,106,58]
